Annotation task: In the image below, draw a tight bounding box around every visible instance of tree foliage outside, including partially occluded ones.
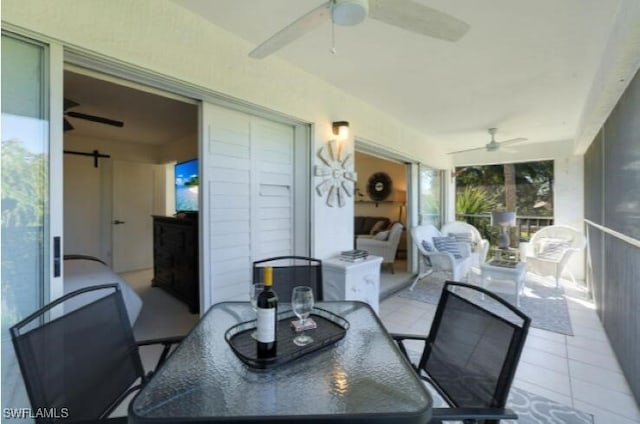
[455,160,554,216]
[455,186,499,239]
[455,161,554,243]
[2,138,47,227]
[1,138,46,333]
[419,168,442,227]
[456,186,498,215]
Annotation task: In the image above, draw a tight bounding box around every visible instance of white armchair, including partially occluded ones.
[526,225,586,287]
[409,224,473,290]
[356,222,404,273]
[440,221,490,267]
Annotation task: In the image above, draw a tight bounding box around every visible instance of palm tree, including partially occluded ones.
[503,163,516,212]
[456,186,498,239]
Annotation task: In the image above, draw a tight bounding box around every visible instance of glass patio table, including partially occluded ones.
[129,301,432,424]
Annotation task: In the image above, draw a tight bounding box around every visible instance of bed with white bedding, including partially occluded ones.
[63,255,143,325]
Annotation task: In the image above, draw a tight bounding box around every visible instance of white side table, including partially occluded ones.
[480,259,526,306]
[322,255,383,313]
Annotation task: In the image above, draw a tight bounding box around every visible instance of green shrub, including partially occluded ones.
[456,186,497,215]
[456,186,498,241]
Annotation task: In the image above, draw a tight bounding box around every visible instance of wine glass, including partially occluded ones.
[249,283,264,339]
[291,286,315,346]
[250,283,264,311]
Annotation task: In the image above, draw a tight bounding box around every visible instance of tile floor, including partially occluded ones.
[379,276,640,424]
[125,267,639,423]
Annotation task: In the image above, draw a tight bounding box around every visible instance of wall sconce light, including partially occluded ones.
[332,121,350,140]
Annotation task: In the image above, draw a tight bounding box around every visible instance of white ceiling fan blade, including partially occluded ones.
[448,145,487,155]
[498,137,528,147]
[368,0,469,42]
[249,1,331,59]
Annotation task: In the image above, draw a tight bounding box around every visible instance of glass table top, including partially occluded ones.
[129,301,432,423]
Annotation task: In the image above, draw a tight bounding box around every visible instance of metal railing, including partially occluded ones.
[455,213,554,241]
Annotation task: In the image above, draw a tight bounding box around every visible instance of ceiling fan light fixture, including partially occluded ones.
[331,0,369,26]
[486,142,499,152]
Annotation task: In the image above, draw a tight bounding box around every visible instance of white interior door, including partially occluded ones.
[112,160,161,272]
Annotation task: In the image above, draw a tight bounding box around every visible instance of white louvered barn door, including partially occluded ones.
[201,103,296,308]
[251,117,295,260]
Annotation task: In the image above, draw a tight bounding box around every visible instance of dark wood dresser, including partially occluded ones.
[152,215,199,313]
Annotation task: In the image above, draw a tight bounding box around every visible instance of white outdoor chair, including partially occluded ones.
[409,224,472,290]
[526,225,586,287]
[440,221,489,268]
[356,222,404,273]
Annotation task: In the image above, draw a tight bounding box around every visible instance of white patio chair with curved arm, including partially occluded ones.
[440,221,490,268]
[409,224,473,290]
[526,225,586,288]
[356,222,404,273]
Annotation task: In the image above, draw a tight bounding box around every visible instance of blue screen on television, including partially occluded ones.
[175,159,199,212]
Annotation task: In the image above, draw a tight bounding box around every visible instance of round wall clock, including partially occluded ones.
[367,172,393,201]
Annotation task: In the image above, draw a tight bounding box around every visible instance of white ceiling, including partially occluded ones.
[62,1,638,155]
[171,0,629,154]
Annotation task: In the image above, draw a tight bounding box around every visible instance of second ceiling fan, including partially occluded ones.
[64,98,124,132]
[449,128,528,154]
[249,0,470,59]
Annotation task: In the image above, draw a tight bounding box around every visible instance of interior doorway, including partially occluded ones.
[353,148,414,298]
[62,67,200,337]
[62,69,198,266]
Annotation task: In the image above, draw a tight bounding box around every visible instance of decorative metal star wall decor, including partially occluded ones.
[314,139,357,207]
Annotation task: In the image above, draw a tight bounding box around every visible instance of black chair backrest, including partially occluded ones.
[10,284,145,423]
[419,281,530,409]
[253,256,323,301]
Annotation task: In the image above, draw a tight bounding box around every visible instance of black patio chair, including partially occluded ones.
[252,256,323,301]
[10,284,183,423]
[392,281,531,424]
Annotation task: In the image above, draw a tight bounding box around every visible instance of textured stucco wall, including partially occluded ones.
[3,0,451,259]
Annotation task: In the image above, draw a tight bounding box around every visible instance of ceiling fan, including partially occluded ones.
[249,0,470,59]
[64,98,124,132]
[448,128,528,154]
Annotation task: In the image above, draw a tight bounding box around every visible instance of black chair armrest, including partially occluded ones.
[102,337,185,418]
[137,336,184,372]
[137,335,184,346]
[431,407,517,421]
[390,333,428,342]
[390,333,429,366]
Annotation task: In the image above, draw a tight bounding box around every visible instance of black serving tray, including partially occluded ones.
[225,308,349,369]
[488,258,520,268]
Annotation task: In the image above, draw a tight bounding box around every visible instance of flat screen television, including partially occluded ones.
[175,158,199,213]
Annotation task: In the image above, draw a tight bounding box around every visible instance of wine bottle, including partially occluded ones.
[256,266,278,358]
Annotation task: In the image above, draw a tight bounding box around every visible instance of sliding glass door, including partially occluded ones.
[1,32,62,412]
[418,164,443,227]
